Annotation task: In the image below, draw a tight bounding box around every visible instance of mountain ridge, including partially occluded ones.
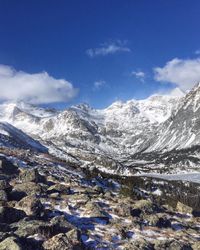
[2,86,200,175]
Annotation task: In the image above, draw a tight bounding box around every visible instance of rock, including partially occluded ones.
[42,233,74,250]
[49,192,60,199]
[66,229,81,247]
[176,201,193,214]
[6,200,17,208]
[67,193,89,203]
[113,202,131,217]
[131,199,158,217]
[0,190,7,202]
[16,195,44,217]
[0,158,19,176]
[123,238,153,250]
[19,168,45,183]
[0,236,23,250]
[192,242,200,250]
[13,219,55,238]
[13,182,43,196]
[50,216,74,233]
[154,239,192,250]
[47,184,71,195]
[0,206,26,224]
[144,214,171,228]
[84,201,110,222]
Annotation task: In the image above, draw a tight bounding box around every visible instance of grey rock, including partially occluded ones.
[16,195,44,217]
[42,233,75,250]
[13,219,55,238]
[19,168,45,183]
[0,236,24,250]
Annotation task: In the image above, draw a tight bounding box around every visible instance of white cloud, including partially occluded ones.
[86,40,131,58]
[131,70,146,81]
[154,58,200,90]
[93,80,106,90]
[0,65,78,104]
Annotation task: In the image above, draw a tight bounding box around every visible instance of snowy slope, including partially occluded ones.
[0,92,182,155]
[0,89,188,174]
[0,122,47,152]
[145,83,200,152]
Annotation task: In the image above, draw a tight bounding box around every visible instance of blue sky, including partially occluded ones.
[0,0,200,108]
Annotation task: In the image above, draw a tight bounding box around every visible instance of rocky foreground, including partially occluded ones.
[0,150,199,249]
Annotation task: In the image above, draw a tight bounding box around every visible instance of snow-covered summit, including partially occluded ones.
[0,90,184,160]
[4,85,200,174]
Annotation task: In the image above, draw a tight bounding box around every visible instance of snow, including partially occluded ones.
[152,189,162,196]
[185,133,196,147]
[138,172,200,184]
[0,92,182,159]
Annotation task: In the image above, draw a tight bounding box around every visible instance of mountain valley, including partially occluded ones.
[0,85,200,249]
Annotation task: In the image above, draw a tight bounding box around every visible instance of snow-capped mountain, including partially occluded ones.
[145,83,200,152]
[0,91,182,154]
[7,84,200,175]
[0,89,187,174]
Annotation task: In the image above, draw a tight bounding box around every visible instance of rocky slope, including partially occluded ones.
[0,148,199,249]
[1,87,200,248]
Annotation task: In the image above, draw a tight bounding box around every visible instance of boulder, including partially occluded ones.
[42,233,74,250]
[144,214,171,228]
[13,219,55,238]
[0,207,26,224]
[84,201,110,222]
[176,201,193,214]
[47,184,71,195]
[50,216,74,233]
[19,169,45,183]
[0,236,23,250]
[66,229,81,247]
[131,199,158,217]
[16,195,44,217]
[192,241,200,250]
[12,182,43,196]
